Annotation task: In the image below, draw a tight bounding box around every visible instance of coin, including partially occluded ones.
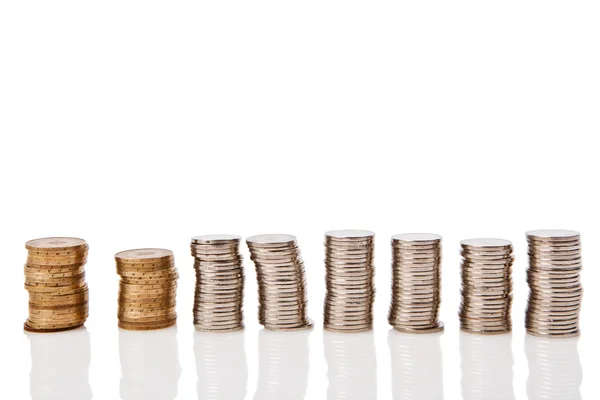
[324,230,375,333]
[191,235,245,332]
[246,234,311,331]
[23,237,90,333]
[115,248,177,331]
[459,238,513,335]
[525,230,582,337]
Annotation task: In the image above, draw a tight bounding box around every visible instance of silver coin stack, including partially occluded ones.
[388,233,444,334]
[191,235,245,332]
[246,234,312,331]
[459,238,514,335]
[525,230,583,338]
[324,230,375,333]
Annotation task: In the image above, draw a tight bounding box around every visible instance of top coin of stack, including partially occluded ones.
[459,238,514,335]
[115,249,178,331]
[246,234,312,331]
[388,233,444,334]
[324,230,376,333]
[191,235,245,332]
[24,237,89,333]
[525,230,583,338]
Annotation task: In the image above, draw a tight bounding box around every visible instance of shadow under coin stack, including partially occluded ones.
[115,249,178,330]
[388,233,444,334]
[525,230,583,338]
[191,235,245,332]
[246,234,312,331]
[324,230,376,333]
[459,238,514,335]
[24,237,89,333]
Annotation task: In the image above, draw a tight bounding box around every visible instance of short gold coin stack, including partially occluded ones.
[191,235,245,332]
[459,238,514,335]
[324,230,376,333]
[24,237,89,333]
[525,230,583,338]
[246,234,312,331]
[388,233,444,333]
[115,249,178,330]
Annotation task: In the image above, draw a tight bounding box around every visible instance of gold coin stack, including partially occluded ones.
[459,238,514,335]
[388,233,444,334]
[24,237,89,333]
[191,235,245,332]
[246,234,312,331]
[324,230,376,333]
[525,230,583,338]
[115,249,178,330]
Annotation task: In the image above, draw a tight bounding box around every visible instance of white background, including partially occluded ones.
[1,1,598,399]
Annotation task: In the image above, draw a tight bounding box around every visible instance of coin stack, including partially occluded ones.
[324,230,375,333]
[24,237,89,333]
[191,235,245,332]
[525,230,583,338]
[388,233,444,334]
[459,238,514,335]
[115,249,178,330]
[246,234,312,331]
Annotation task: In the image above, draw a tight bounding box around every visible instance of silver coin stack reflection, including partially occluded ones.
[460,239,514,335]
[191,235,245,332]
[525,230,583,338]
[388,233,444,333]
[246,234,312,331]
[324,230,375,333]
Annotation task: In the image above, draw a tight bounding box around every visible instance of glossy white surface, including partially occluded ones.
[1,0,599,398]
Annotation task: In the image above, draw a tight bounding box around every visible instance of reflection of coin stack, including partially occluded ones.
[324,230,375,333]
[459,239,513,335]
[119,327,181,400]
[525,230,583,338]
[388,330,444,400]
[324,331,378,400]
[191,235,244,332]
[255,330,311,400]
[525,335,582,400]
[460,332,515,400]
[115,249,178,330]
[195,331,248,400]
[246,234,312,331]
[388,233,443,334]
[24,237,89,333]
[28,327,92,400]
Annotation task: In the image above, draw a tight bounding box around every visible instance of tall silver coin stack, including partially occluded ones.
[191,235,245,332]
[459,238,514,335]
[388,233,444,334]
[246,234,312,331]
[525,230,583,338]
[324,230,376,333]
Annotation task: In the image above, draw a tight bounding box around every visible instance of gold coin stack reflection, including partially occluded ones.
[324,230,375,333]
[24,237,89,333]
[525,230,583,338]
[246,234,312,331]
[191,235,245,332]
[388,233,444,333]
[116,249,178,330]
[459,239,513,335]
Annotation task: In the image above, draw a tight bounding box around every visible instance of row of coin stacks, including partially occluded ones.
[23,230,582,337]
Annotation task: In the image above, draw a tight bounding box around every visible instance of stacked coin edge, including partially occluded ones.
[324,230,376,333]
[459,238,514,335]
[191,235,245,333]
[115,248,178,331]
[525,230,583,338]
[247,234,312,331]
[24,237,89,333]
[388,233,444,334]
